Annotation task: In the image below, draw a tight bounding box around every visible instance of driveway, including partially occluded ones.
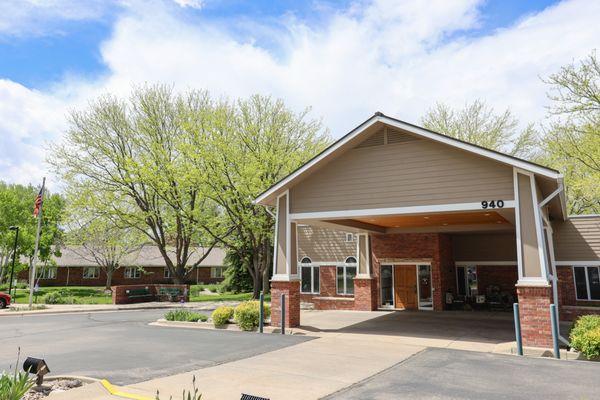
[0,309,310,384]
[325,347,600,400]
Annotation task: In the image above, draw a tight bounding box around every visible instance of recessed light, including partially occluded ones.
[496,221,502,224]
[424,216,430,219]
[394,225,400,228]
[369,219,376,222]
[443,223,448,226]
[484,213,491,216]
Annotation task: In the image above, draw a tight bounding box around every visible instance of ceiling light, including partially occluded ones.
[442,223,448,226]
[496,221,503,224]
[424,216,430,219]
[484,213,491,216]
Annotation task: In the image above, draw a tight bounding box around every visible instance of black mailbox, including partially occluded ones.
[23,357,50,386]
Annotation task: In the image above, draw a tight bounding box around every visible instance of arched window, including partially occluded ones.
[338,257,358,295]
[300,257,319,294]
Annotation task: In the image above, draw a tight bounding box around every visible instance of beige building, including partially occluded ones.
[255,112,600,348]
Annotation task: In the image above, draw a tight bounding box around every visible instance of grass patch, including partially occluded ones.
[189,292,270,302]
[164,309,208,322]
[12,287,112,305]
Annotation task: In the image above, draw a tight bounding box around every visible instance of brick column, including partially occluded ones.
[271,280,300,328]
[354,277,377,311]
[516,285,553,348]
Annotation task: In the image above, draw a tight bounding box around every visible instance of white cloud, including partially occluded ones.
[1,0,599,186]
[172,0,204,9]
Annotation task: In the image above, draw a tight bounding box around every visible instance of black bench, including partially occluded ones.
[125,288,153,300]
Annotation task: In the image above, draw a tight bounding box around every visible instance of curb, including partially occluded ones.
[0,303,213,317]
[151,318,310,336]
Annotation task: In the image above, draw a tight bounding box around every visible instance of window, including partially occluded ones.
[574,266,600,301]
[83,267,99,279]
[164,268,172,278]
[345,233,355,243]
[36,267,57,280]
[211,267,225,279]
[124,267,141,279]
[456,265,477,297]
[337,257,357,295]
[300,257,319,294]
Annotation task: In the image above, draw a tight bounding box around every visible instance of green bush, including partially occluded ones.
[42,291,80,305]
[0,354,34,400]
[164,309,208,323]
[234,301,271,331]
[211,306,234,326]
[570,315,600,359]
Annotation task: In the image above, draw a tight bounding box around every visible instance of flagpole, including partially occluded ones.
[29,177,45,309]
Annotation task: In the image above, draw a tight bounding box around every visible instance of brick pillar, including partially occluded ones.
[271,280,300,328]
[517,285,553,348]
[354,277,377,311]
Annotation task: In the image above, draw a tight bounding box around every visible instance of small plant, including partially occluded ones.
[0,350,34,400]
[211,306,234,326]
[234,301,271,331]
[156,375,201,400]
[164,309,208,322]
[570,315,600,360]
[42,291,80,304]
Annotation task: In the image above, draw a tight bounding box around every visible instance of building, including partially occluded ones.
[255,112,600,348]
[19,245,227,286]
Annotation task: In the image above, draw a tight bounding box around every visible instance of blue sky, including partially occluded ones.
[0,0,597,186]
[0,0,560,89]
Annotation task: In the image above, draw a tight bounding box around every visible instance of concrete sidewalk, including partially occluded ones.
[50,333,424,399]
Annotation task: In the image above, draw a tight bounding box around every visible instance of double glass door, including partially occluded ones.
[380,264,432,310]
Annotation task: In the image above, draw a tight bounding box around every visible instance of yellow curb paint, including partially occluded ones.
[100,379,154,400]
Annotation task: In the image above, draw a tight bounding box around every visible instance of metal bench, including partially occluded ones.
[125,287,153,300]
[157,287,183,302]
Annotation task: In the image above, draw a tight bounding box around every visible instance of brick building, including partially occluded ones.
[19,245,227,286]
[256,112,600,348]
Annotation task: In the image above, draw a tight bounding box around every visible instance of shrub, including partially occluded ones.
[211,306,234,326]
[0,353,34,400]
[570,315,600,360]
[164,309,208,323]
[234,301,271,331]
[42,291,80,305]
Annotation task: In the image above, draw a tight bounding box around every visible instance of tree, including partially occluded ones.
[64,193,145,290]
[542,51,600,214]
[185,95,331,298]
[0,182,64,284]
[49,85,222,284]
[421,100,539,160]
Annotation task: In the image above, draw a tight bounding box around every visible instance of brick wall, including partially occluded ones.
[476,265,518,298]
[111,284,189,304]
[557,265,600,321]
[271,280,301,328]
[18,266,223,286]
[517,285,553,347]
[299,265,356,310]
[354,277,377,311]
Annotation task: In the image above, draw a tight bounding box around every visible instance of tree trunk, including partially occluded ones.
[105,269,114,291]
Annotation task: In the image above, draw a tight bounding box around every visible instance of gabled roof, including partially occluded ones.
[254,112,562,206]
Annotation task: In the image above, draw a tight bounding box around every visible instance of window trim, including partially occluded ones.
[211,267,225,279]
[83,266,99,279]
[300,257,319,294]
[573,266,600,301]
[345,233,355,243]
[337,257,357,295]
[164,268,172,279]
[124,267,141,279]
[37,267,57,280]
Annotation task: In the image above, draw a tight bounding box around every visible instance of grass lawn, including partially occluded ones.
[5,284,266,304]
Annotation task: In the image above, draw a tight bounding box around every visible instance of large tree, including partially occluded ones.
[542,51,600,214]
[0,182,64,284]
[421,100,539,160]
[185,95,331,297]
[49,85,221,284]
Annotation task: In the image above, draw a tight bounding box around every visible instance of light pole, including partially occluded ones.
[8,226,19,297]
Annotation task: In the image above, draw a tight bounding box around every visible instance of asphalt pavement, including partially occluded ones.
[325,347,600,400]
[0,308,310,385]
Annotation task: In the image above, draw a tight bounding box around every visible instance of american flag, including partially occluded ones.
[33,187,43,218]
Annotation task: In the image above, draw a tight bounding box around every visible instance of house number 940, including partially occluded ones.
[481,200,504,209]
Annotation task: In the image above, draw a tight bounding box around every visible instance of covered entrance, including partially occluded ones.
[381,264,432,310]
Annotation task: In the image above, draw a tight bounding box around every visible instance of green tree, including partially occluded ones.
[542,51,600,214]
[421,100,539,160]
[49,85,222,284]
[185,95,330,298]
[0,182,64,284]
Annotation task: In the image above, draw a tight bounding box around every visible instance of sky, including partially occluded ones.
[0,0,598,188]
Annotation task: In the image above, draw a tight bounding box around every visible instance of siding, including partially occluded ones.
[275,194,287,275]
[553,216,600,261]
[289,133,514,213]
[297,225,356,263]
[452,233,517,261]
[517,173,543,278]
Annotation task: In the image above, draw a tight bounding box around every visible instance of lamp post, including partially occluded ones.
[8,226,19,297]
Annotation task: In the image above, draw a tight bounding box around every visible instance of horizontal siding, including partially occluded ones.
[297,225,356,263]
[452,233,517,261]
[554,217,600,261]
[290,137,514,213]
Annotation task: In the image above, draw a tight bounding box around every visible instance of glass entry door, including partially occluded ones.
[417,264,433,310]
[380,265,394,308]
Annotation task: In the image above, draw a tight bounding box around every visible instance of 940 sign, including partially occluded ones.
[481,200,504,209]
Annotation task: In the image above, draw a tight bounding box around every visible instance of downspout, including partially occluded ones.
[538,184,569,345]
